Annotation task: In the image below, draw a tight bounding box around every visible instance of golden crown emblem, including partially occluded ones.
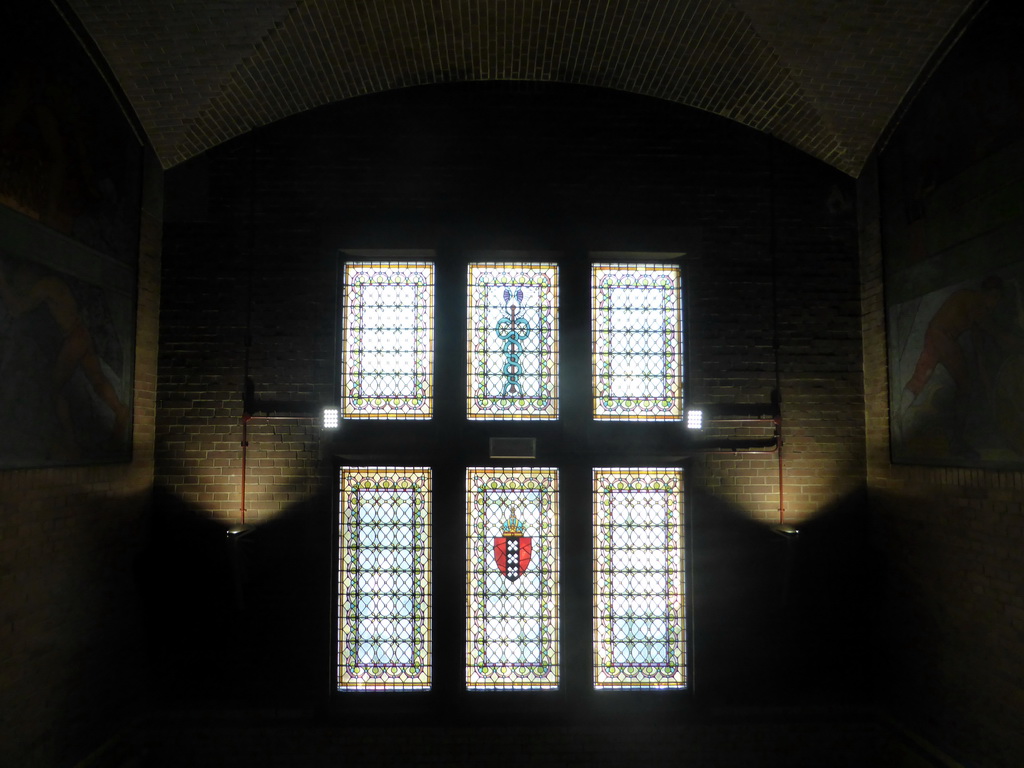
[501,517,526,537]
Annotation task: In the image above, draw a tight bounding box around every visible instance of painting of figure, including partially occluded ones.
[0,3,140,468]
[881,1,1024,468]
[0,206,135,467]
[890,270,1024,465]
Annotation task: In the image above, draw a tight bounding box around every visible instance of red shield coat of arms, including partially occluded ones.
[494,517,532,581]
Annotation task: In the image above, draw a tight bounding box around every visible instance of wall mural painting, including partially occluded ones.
[883,3,1024,468]
[890,267,1024,466]
[0,207,135,467]
[0,4,141,468]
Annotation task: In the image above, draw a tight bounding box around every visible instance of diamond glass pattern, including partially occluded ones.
[592,264,683,420]
[338,467,431,690]
[593,468,686,689]
[342,262,433,419]
[466,467,559,689]
[467,263,558,420]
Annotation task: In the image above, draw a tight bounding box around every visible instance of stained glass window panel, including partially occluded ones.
[338,467,431,690]
[592,264,683,420]
[466,467,559,689]
[593,468,686,689]
[467,263,558,420]
[342,262,433,419]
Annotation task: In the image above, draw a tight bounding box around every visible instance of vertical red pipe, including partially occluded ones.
[765,140,786,528]
[775,413,785,525]
[240,413,250,525]
[768,139,786,528]
[239,145,255,529]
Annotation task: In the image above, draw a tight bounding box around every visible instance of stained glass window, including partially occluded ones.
[466,467,559,689]
[593,468,686,689]
[338,467,431,690]
[467,263,558,420]
[342,262,433,419]
[592,263,683,420]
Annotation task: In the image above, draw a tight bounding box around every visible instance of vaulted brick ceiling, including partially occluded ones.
[66,0,979,176]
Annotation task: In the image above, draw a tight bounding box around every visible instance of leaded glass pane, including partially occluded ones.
[342,262,433,419]
[466,467,559,689]
[592,264,683,420]
[467,263,558,420]
[593,468,686,689]
[338,467,431,690]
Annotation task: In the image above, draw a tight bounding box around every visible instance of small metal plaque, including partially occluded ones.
[489,437,536,459]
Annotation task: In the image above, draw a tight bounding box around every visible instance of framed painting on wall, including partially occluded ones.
[888,260,1024,467]
[0,206,136,467]
[881,0,1024,468]
[0,3,142,468]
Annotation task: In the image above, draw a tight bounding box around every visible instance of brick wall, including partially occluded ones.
[861,0,1024,765]
[7,2,1022,764]
[0,149,161,766]
[160,82,863,526]
[155,82,868,726]
[0,6,162,767]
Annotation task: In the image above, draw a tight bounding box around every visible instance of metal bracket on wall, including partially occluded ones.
[688,402,780,453]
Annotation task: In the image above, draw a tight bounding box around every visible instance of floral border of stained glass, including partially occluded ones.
[467,263,559,420]
[338,466,431,690]
[593,468,686,689]
[592,264,683,421]
[342,262,434,419]
[466,467,560,689]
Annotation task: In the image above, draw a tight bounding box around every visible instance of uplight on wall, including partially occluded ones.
[322,407,340,430]
[686,408,703,430]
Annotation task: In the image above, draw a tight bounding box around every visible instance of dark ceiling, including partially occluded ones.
[65,0,982,176]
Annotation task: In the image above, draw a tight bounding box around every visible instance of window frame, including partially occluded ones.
[328,247,695,719]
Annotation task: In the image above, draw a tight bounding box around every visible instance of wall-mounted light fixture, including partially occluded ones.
[771,523,799,538]
[686,408,703,430]
[322,407,340,430]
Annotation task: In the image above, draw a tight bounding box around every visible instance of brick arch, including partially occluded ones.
[71,0,974,175]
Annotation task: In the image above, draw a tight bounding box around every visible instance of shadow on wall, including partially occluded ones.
[137,485,874,709]
[137,487,333,705]
[48,489,150,767]
[692,486,874,707]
